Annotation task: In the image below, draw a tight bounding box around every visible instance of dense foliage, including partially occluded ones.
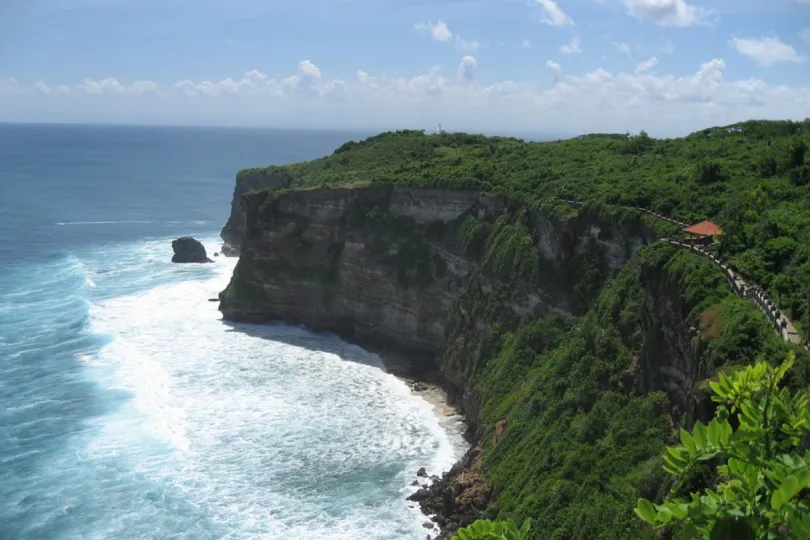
[244,120,810,338]
[452,519,531,540]
[636,354,810,538]
[463,243,803,539]
[236,120,810,537]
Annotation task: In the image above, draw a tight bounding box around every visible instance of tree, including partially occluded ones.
[635,353,810,538]
[451,519,531,540]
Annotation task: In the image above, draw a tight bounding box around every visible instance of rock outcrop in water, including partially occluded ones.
[171,236,212,263]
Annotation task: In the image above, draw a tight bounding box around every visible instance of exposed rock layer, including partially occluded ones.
[220,184,658,419]
[220,170,289,254]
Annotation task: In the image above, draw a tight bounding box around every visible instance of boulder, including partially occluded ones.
[407,489,431,502]
[221,242,239,257]
[172,237,213,263]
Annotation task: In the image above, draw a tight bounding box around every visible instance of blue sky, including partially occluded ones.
[0,0,808,135]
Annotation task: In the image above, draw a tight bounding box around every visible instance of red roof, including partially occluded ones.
[683,220,723,237]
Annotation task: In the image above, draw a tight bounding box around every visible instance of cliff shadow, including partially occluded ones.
[219,319,438,381]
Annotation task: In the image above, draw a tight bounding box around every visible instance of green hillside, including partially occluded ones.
[245,119,810,338]
[240,119,810,538]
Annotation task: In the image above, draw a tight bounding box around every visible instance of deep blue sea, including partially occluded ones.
[0,123,465,539]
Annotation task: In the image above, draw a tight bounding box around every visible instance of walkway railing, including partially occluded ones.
[558,198,808,351]
[663,239,805,349]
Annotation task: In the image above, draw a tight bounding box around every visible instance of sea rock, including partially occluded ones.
[171,236,213,263]
[407,489,431,502]
[221,242,239,257]
[417,467,428,477]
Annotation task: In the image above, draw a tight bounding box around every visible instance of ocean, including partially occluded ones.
[0,123,467,539]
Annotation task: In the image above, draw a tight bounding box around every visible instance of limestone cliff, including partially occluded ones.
[220,169,290,254]
[219,184,656,426]
[637,256,707,423]
[217,184,787,537]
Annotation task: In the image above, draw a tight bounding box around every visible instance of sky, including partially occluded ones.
[0,0,808,136]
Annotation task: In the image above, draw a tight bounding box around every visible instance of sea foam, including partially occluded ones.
[22,236,467,539]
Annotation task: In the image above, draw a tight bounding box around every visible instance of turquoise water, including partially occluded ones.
[0,124,466,539]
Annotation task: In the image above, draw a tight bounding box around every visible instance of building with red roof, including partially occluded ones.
[683,220,723,237]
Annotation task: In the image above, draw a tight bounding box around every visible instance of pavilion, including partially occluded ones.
[682,220,723,243]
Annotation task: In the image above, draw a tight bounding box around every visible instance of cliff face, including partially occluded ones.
[220,184,656,426]
[218,184,774,537]
[220,170,290,253]
[637,259,706,422]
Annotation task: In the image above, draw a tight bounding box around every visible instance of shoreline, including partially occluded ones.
[215,250,479,538]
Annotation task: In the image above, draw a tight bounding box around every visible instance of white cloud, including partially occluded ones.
[456,37,480,53]
[413,20,453,43]
[730,36,806,66]
[522,40,532,49]
[3,59,810,137]
[625,0,713,27]
[535,0,574,26]
[458,56,477,82]
[33,81,52,94]
[609,39,634,59]
[635,56,659,73]
[560,36,582,55]
[800,28,810,44]
[546,60,562,81]
[299,60,322,78]
[77,78,159,95]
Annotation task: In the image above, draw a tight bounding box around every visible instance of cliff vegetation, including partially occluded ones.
[239,120,810,338]
[223,119,810,538]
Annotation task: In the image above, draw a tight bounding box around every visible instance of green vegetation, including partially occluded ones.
[636,354,810,538]
[452,518,531,540]
[237,120,810,537]
[246,120,810,337]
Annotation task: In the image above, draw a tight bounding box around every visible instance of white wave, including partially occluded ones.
[55,220,210,226]
[71,248,466,539]
[55,220,154,226]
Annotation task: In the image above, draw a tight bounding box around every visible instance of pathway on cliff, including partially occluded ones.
[561,199,808,351]
[662,238,805,349]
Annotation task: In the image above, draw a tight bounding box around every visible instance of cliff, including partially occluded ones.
[220,169,290,253]
[220,184,654,418]
[218,183,795,539]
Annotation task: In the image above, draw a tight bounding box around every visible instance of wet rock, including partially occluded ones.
[411,480,419,486]
[221,242,239,257]
[423,522,434,529]
[171,237,213,263]
[407,489,431,502]
[417,467,428,477]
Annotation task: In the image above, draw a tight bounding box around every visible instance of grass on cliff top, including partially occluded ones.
[244,119,810,338]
